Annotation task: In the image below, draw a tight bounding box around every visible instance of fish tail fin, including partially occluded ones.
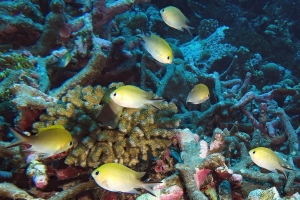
[5,128,29,148]
[186,25,194,36]
[141,182,162,197]
[150,99,165,110]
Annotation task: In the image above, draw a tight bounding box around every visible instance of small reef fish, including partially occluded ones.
[92,163,161,196]
[110,85,164,109]
[140,32,173,64]
[160,6,194,35]
[186,83,210,104]
[49,49,71,68]
[6,125,73,158]
[55,51,71,68]
[249,147,294,179]
[96,87,123,129]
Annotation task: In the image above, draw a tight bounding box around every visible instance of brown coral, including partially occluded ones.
[33,84,180,168]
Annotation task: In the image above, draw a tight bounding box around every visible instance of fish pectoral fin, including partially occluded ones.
[127,188,141,194]
[100,180,111,190]
[154,48,161,56]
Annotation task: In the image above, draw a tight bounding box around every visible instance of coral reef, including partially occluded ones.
[1,0,300,199]
[33,84,180,168]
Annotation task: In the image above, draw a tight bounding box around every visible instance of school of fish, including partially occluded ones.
[5,4,293,198]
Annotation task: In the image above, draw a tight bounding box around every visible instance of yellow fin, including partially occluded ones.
[135,171,146,179]
[37,124,66,133]
[275,152,294,170]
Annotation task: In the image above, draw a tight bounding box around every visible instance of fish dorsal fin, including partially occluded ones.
[184,17,190,24]
[37,125,65,133]
[154,47,161,56]
[149,32,155,39]
[279,159,294,171]
[275,152,294,170]
[136,172,146,179]
[142,91,154,99]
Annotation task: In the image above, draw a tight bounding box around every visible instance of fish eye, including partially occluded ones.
[69,141,73,146]
[167,56,170,60]
[113,92,117,97]
[161,9,164,12]
[252,151,255,154]
[95,171,100,176]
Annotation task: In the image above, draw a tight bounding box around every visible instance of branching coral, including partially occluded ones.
[33,84,180,168]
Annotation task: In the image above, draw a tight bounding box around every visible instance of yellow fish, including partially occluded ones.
[96,87,123,129]
[140,32,173,64]
[249,147,294,179]
[160,6,194,35]
[6,125,73,158]
[92,163,161,196]
[186,84,210,104]
[110,85,164,109]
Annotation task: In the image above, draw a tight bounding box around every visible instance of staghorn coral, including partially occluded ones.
[33,84,180,168]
